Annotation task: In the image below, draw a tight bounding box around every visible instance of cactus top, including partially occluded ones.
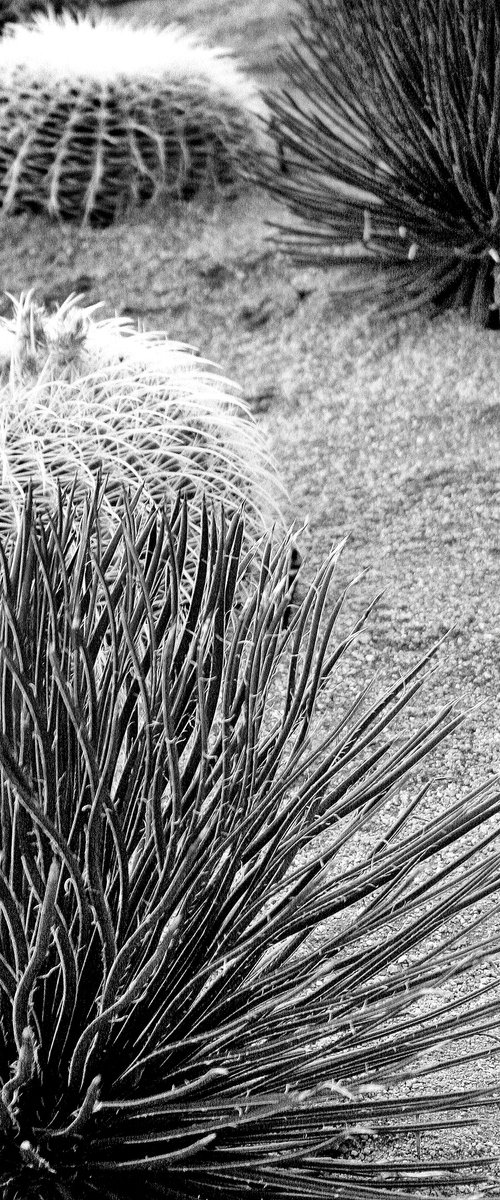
[0,12,267,118]
[0,292,282,542]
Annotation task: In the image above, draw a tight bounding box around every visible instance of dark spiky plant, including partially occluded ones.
[3,486,500,1198]
[258,0,500,326]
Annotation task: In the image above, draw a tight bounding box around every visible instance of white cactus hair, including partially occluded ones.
[0,291,282,546]
[0,11,269,223]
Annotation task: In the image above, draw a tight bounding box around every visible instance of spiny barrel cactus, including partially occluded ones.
[0,291,280,558]
[260,0,500,326]
[0,10,268,224]
[1,487,500,1198]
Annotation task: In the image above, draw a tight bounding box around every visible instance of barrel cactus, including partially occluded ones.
[260,0,500,326]
[0,10,268,224]
[1,488,500,1199]
[0,291,280,554]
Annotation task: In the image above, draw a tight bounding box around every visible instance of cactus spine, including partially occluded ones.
[0,12,268,224]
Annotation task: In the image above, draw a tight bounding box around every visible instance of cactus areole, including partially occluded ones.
[0,12,268,224]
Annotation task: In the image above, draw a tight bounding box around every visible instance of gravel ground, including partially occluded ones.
[2,0,500,1185]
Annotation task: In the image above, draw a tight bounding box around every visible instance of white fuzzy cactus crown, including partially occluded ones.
[0,11,268,116]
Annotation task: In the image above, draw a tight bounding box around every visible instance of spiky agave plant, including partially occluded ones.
[259,0,500,326]
[0,9,269,224]
[2,487,500,1198]
[0,291,280,569]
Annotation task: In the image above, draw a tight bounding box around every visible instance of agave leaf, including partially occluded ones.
[257,0,500,325]
[0,487,500,1199]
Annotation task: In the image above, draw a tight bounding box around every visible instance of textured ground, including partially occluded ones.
[2,0,500,1184]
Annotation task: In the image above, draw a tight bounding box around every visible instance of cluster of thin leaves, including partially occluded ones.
[2,489,500,1198]
[258,0,500,325]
